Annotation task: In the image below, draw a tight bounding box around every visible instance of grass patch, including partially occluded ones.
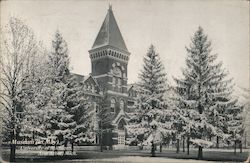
[1,148,249,162]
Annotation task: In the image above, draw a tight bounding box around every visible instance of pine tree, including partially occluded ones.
[43,30,76,142]
[68,78,93,143]
[227,105,244,154]
[239,87,250,148]
[174,27,242,159]
[45,31,95,147]
[20,31,93,148]
[96,91,114,151]
[127,45,173,156]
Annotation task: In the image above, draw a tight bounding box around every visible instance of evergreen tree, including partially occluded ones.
[19,31,93,146]
[227,104,244,154]
[174,27,242,159]
[68,78,93,143]
[96,91,114,151]
[239,87,250,148]
[43,30,76,142]
[45,31,95,145]
[127,45,173,156]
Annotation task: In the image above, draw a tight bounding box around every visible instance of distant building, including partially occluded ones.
[74,6,137,146]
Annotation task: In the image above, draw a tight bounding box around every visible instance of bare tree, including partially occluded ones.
[0,17,41,162]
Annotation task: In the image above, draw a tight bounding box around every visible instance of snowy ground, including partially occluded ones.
[66,156,220,163]
[1,148,249,162]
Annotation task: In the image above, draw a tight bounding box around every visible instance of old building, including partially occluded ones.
[75,6,137,147]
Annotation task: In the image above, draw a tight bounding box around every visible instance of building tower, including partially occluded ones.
[89,6,130,146]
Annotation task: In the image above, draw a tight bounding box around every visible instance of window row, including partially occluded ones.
[112,77,122,85]
[110,98,125,113]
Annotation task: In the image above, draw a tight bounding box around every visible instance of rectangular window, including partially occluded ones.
[110,107,115,113]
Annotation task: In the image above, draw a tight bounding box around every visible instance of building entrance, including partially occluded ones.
[117,119,126,145]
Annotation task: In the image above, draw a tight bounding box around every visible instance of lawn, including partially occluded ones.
[1,148,249,162]
[75,148,249,162]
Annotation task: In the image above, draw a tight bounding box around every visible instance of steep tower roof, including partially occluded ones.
[91,6,128,52]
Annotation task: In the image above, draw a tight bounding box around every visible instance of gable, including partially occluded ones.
[83,75,100,93]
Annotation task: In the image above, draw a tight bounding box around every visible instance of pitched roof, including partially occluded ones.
[112,108,129,125]
[83,75,100,88]
[127,83,139,91]
[91,6,128,52]
[70,73,84,83]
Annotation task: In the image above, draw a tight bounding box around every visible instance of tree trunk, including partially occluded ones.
[10,130,16,162]
[182,136,185,152]
[139,142,143,150]
[234,140,236,155]
[176,139,180,153]
[245,133,247,149]
[160,143,162,153]
[151,142,155,157]
[100,131,103,152]
[187,136,190,155]
[54,141,58,156]
[240,141,242,153]
[63,139,68,156]
[10,143,16,162]
[197,146,203,160]
[71,142,74,154]
[216,136,219,148]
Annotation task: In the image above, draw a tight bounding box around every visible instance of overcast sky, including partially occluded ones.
[1,0,249,88]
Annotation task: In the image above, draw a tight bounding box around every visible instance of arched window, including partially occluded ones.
[118,119,126,130]
[111,98,115,113]
[120,99,124,110]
